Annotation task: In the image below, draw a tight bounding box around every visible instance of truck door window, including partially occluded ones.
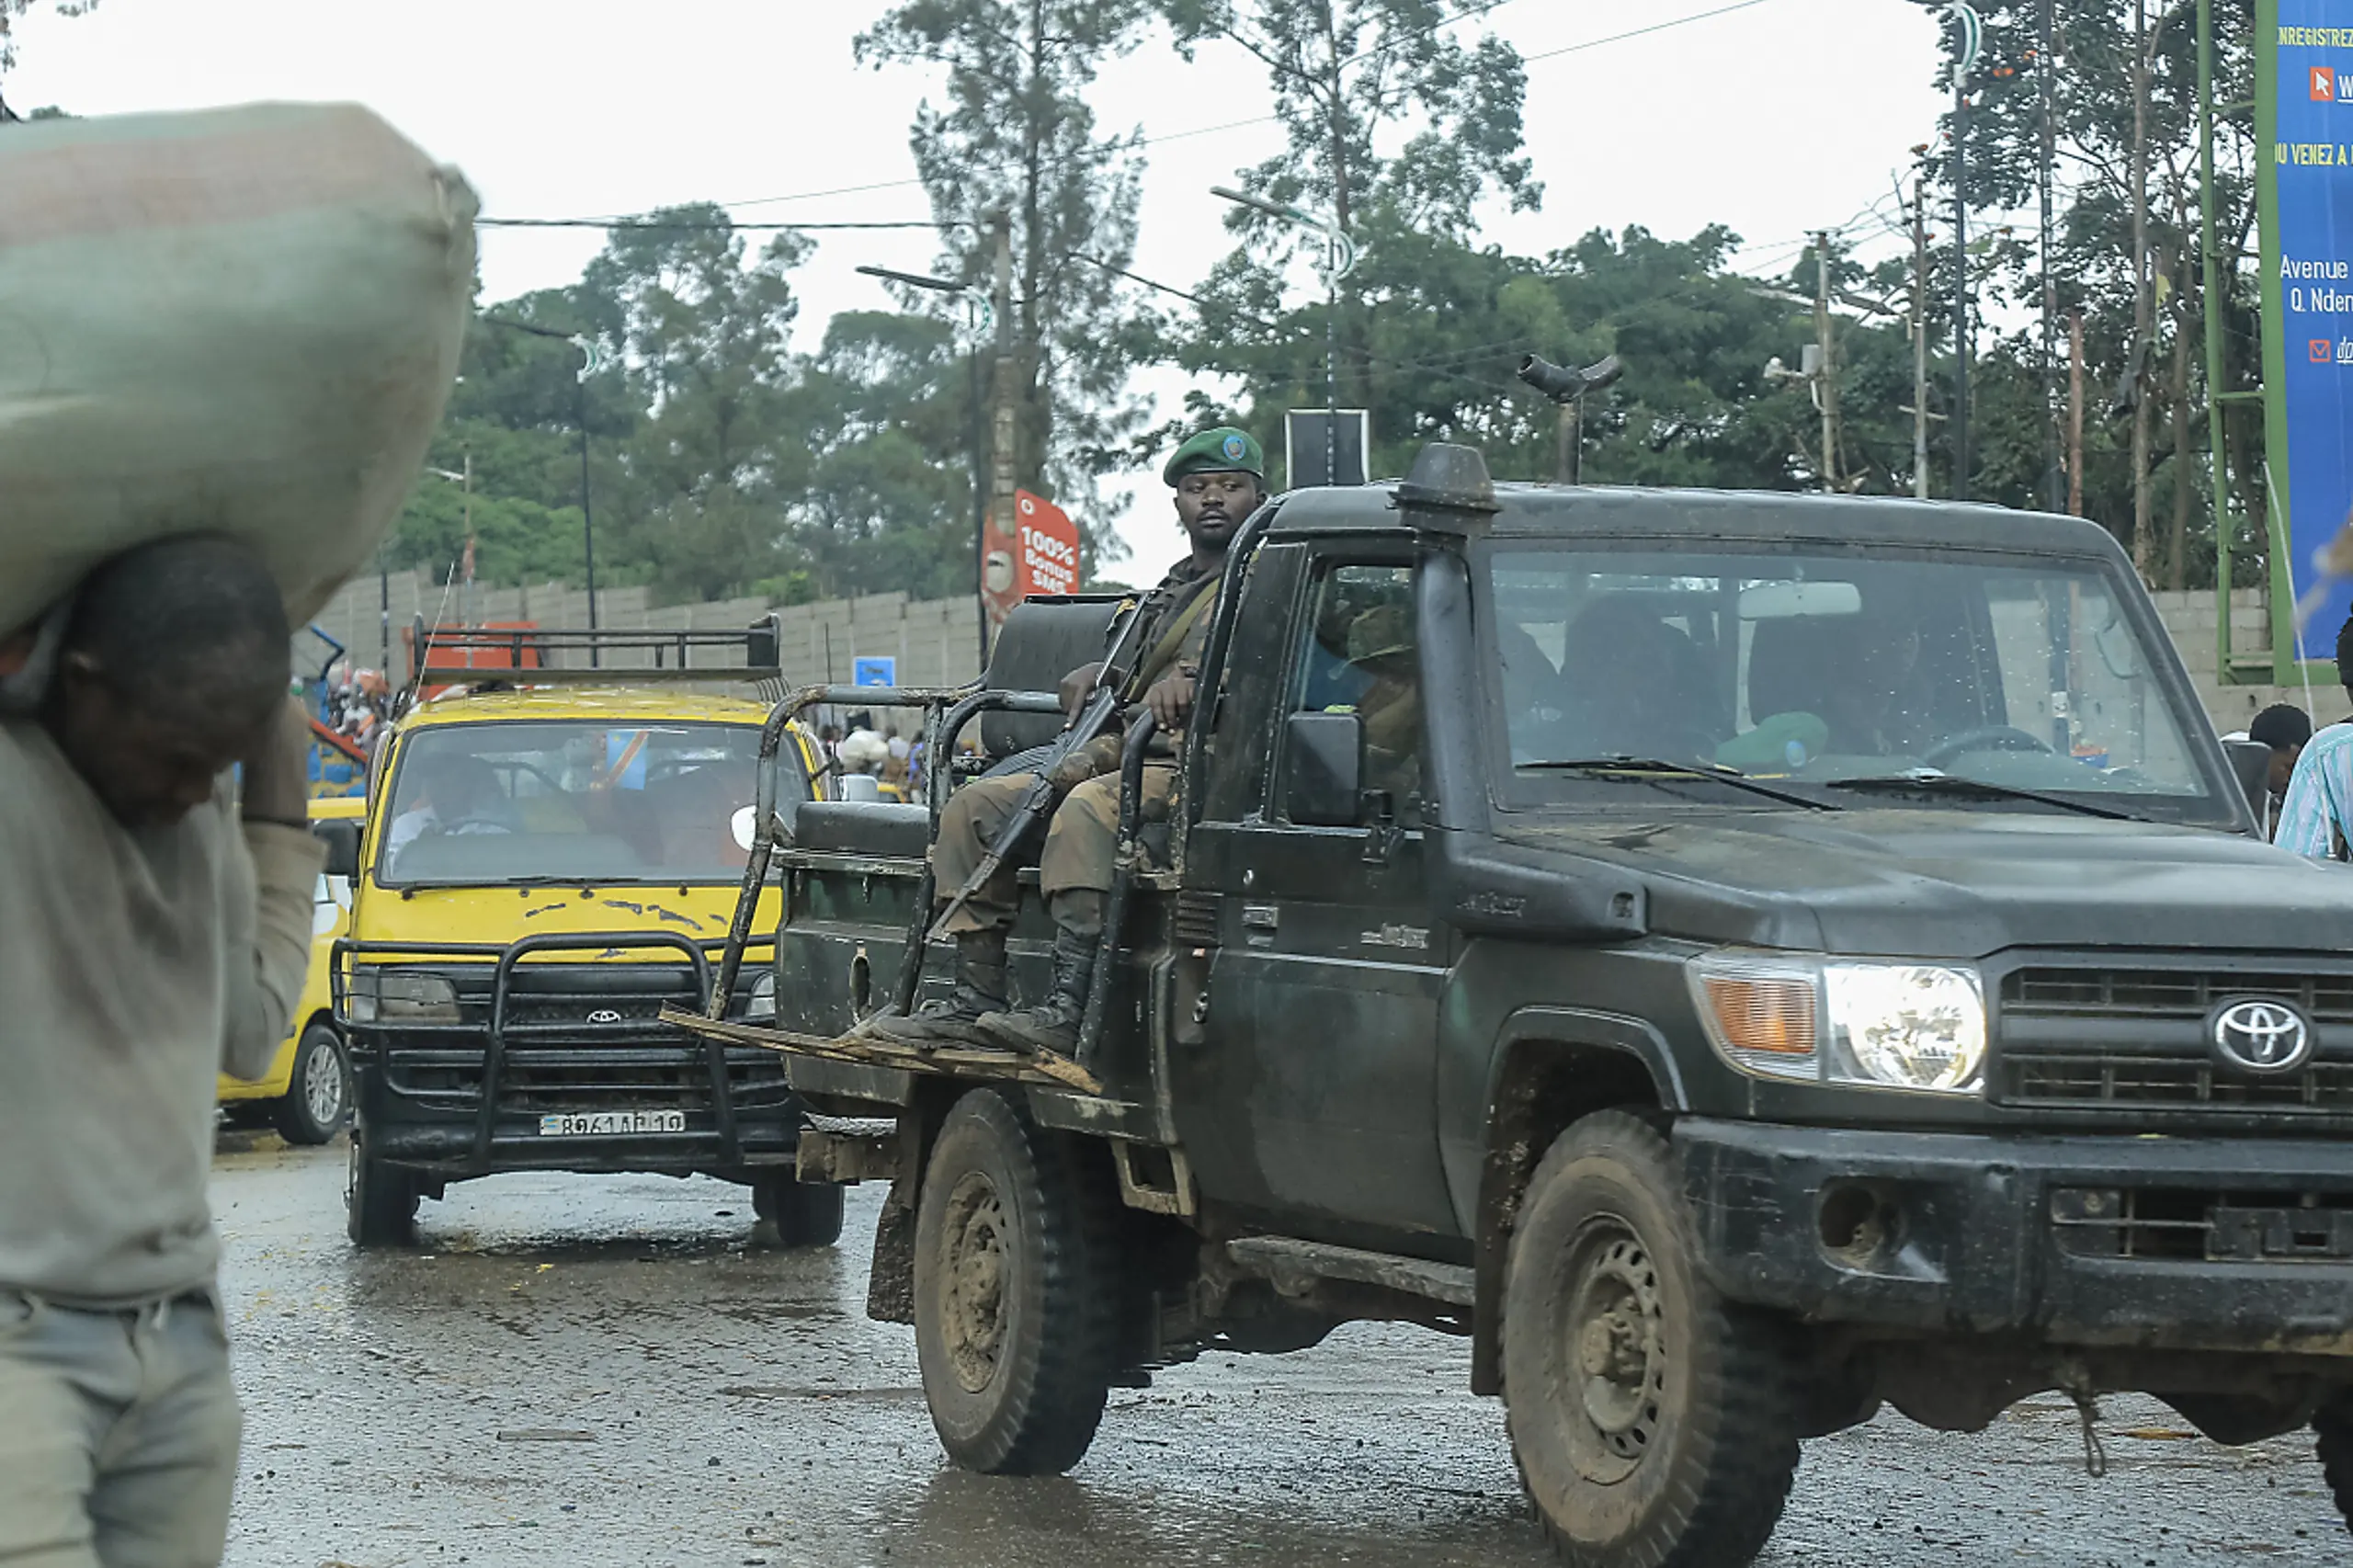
[1293,563,1422,823]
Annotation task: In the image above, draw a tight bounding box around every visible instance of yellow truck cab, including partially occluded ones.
[334,619,835,1248]
[217,792,364,1144]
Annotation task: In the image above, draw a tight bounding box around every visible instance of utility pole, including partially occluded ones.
[2069,309,2086,517]
[1951,80,1972,501]
[1911,183,1931,498]
[2129,0,2154,576]
[2037,0,2062,512]
[1948,1,1980,501]
[988,214,1017,658]
[856,261,994,665]
[1813,231,1842,492]
[574,373,598,664]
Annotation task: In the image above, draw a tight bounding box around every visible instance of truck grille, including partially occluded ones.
[1995,964,2353,1117]
[2051,1186,2353,1263]
[2005,967,2353,1021]
[388,1049,793,1115]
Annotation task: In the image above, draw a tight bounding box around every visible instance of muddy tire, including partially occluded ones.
[752,1175,846,1248]
[913,1086,1116,1475]
[2315,1394,2353,1533]
[346,1132,418,1248]
[1504,1110,1802,1568]
[273,1021,350,1145]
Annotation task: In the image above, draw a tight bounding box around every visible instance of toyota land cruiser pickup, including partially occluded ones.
[673,447,2353,1567]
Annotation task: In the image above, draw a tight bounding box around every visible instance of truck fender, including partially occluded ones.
[1467,1008,1686,1396]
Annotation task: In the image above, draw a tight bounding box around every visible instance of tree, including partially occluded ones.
[570,205,816,601]
[1937,0,2261,588]
[1165,0,1538,243]
[1160,0,1538,418]
[1171,216,1938,498]
[0,0,91,79]
[790,310,984,600]
[858,0,1156,558]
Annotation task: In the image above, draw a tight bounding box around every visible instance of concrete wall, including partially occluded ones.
[2146,588,2347,733]
[298,570,990,732]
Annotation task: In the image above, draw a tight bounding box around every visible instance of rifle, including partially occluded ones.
[926,597,1151,943]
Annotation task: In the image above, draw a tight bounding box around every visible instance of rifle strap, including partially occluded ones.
[1124,579,1218,699]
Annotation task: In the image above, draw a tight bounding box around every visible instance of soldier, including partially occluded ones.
[869,426,1267,1056]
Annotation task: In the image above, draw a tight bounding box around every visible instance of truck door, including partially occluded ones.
[1188,553,1457,1240]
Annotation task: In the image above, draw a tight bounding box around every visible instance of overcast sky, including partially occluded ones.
[7,0,1949,573]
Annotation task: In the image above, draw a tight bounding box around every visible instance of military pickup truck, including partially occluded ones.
[673,446,2353,1568]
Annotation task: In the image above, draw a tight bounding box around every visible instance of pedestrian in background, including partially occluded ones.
[0,536,322,1568]
[2275,618,2353,861]
[2248,702,2314,839]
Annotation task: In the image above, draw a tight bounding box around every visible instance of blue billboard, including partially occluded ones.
[2275,2,2353,641]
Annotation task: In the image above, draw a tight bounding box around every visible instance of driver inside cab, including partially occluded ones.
[384,755,515,869]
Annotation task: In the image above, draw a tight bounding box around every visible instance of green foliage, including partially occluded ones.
[383,211,993,608]
[1928,0,2263,586]
[1176,216,1941,499]
[858,0,1154,556]
[0,0,94,76]
[1162,0,1538,241]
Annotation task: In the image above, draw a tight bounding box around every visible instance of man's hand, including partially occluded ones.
[1144,671,1197,733]
[240,697,313,826]
[1059,660,1106,720]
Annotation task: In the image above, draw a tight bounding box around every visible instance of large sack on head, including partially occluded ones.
[0,101,477,638]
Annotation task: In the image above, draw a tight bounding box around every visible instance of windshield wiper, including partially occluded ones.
[1820,768,2144,821]
[1518,757,1838,811]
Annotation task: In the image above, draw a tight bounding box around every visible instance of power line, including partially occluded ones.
[479,217,950,232]
[1521,0,1782,63]
[672,0,1780,220]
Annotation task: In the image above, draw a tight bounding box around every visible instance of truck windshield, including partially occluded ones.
[376,721,761,886]
[1484,544,2221,820]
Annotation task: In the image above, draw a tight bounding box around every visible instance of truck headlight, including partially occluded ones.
[1688,954,1985,1096]
[348,970,460,1025]
[1824,963,1985,1092]
[745,972,777,1023]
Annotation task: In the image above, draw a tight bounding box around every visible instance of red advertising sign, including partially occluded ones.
[981,489,1081,627]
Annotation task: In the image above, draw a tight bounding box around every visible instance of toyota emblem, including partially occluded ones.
[585,1008,623,1025]
[2206,996,2313,1074]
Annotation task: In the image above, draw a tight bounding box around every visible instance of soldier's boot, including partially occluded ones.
[977,926,1095,1059]
[859,927,1007,1048]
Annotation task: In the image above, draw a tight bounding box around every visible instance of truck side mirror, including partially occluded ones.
[2220,738,2273,822]
[1284,711,1365,825]
[311,818,361,881]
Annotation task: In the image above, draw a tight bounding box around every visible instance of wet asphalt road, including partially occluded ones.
[210,1134,2346,1568]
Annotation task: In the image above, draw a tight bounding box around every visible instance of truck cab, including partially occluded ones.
[337,619,840,1248]
[676,448,2353,1565]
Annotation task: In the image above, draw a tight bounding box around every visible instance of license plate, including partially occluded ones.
[536,1110,687,1137]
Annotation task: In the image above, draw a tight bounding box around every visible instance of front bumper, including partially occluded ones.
[1677,1118,2353,1357]
[340,931,799,1178]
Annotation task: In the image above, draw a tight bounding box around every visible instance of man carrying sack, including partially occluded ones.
[0,537,323,1567]
[870,426,1268,1058]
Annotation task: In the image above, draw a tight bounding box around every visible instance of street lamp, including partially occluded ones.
[856,263,995,666]
[479,313,606,664]
[1211,185,1358,485]
[1518,354,1623,485]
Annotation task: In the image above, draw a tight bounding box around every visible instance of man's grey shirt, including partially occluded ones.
[0,722,321,1304]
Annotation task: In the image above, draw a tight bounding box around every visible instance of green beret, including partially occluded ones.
[1714,710,1830,773]
[1163,426,1266,486]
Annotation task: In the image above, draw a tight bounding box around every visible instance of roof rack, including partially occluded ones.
[404,613,783,694]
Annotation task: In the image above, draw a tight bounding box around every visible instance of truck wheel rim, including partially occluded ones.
[303,1039,347,1129]
[939,1172,1009,1393]
[1563,1223,1667,1483]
